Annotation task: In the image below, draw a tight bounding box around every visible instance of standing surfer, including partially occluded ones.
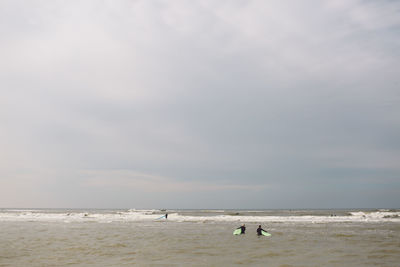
[165,213,168,219]
[237,224,246,234]
[257,225,267,236]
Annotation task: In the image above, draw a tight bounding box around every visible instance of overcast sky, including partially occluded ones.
[1,0,399,209]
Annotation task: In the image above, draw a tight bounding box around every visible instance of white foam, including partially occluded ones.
[0,210,399,223]
[350,211,400,220]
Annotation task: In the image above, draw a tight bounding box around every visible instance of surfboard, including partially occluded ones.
[155,215,166,220]
[233,228,242,235]
[261,230,271,236]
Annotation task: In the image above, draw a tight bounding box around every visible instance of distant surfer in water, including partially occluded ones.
[165,213,168,219]
[237,224,246,234]
[257,225,266,236]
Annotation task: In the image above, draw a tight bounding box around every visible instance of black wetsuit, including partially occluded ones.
[238,226,246,234]
[165,213,168,219]
[257,227,265,236]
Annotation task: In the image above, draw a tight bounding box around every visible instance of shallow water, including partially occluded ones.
[1,209,399,266]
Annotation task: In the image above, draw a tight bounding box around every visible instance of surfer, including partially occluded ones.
[257,225,267,236]
[237,224,246,234]
[165,213,168,219]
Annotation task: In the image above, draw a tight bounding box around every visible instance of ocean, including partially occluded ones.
[1,209,399,266]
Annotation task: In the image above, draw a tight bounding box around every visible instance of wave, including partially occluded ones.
[0,209,399,223]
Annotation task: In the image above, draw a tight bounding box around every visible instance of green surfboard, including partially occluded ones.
[233,228,242,235]
[261,230,271,236]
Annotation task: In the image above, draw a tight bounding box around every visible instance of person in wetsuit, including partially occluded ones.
[165,213,168,219]
[257,225,267,236]
[237,224,246,234]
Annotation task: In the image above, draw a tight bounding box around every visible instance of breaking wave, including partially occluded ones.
[0,209,399,223]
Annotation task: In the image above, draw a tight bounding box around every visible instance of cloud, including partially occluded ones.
[81,169,268,193]
[0,0,399,208]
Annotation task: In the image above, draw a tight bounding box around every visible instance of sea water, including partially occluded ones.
[0,209,399,266]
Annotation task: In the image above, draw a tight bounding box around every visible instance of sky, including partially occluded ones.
[1,0,400,209]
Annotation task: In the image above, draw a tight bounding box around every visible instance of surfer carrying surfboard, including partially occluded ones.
[257,225,267,236]
[237,224,246,234]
